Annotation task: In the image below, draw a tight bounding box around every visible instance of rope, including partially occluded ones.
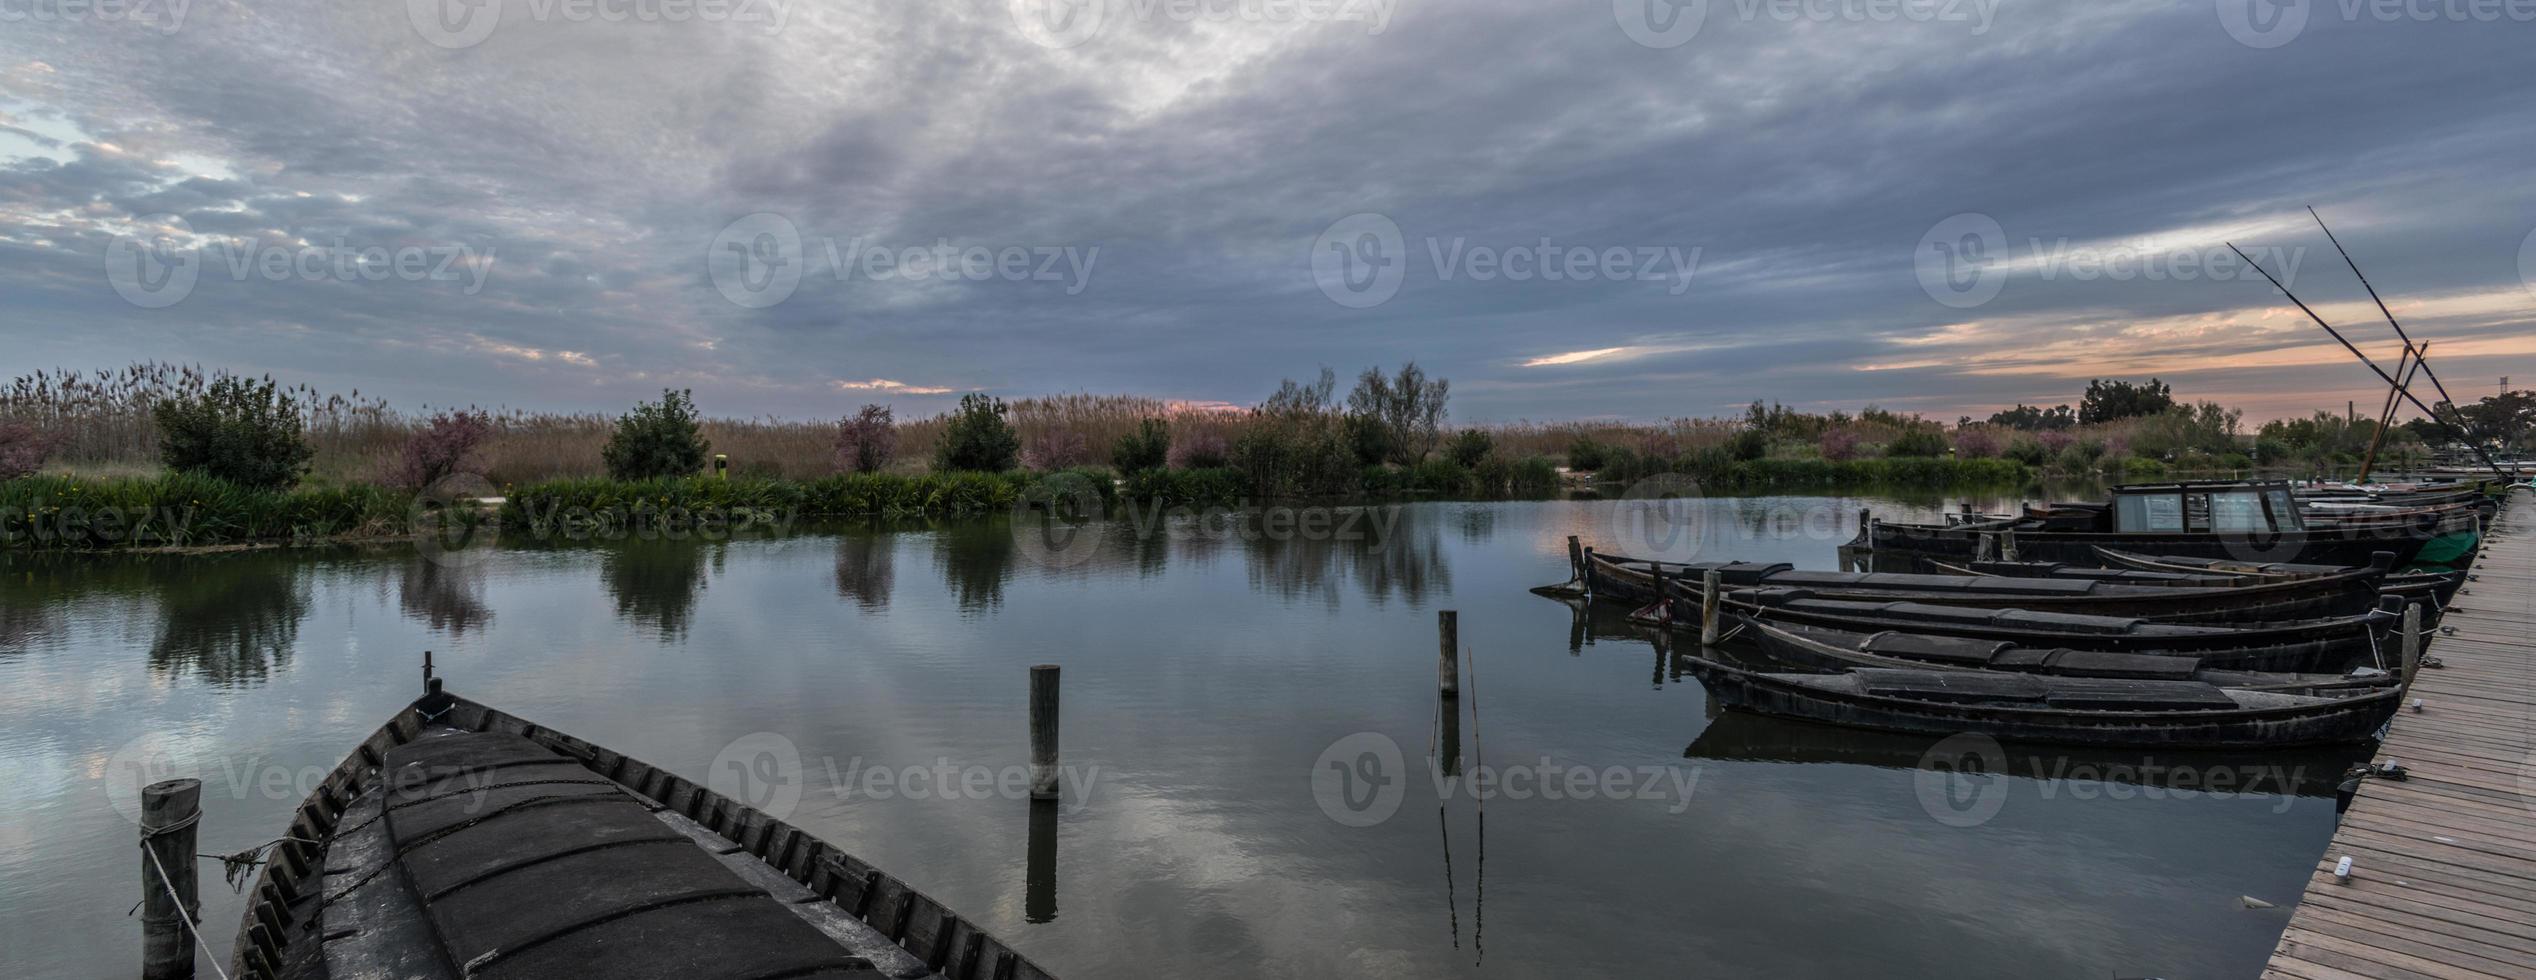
[138,837,234,980]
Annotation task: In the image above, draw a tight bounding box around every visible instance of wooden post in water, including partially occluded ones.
[140,778,202,980]
[1699,568,1722,646]
[1580,547,1597,596]
[1566,535,1583,581]
[1029,665,1061,801]
[1438,611,1461,698]
[1650,564,1671,624]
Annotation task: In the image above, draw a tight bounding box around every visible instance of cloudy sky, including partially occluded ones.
[3,0,2531,425]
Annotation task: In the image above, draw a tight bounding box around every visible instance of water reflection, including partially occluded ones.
[145,553,308,685]
[1025,799,1059,924]
[932,521,1014,612]
[1241,505,1449,606]
[603,540,714,639]
[833,532,895,611]
[398,558,493,635]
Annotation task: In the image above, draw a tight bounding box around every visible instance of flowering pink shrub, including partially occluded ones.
[393,410,492,490]
[1167,428,1230,469]
[2101,435,2130,459]
[1021,429,1093,471]
[2037,429,2077,452]
[0,422,58,479]
[1818,427,1863,462]
[1951,426,2004,459]
[834,404,896,473]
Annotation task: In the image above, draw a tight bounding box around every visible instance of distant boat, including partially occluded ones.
[1728,616,2395,693]
[1865,479,2478,568]
[226,685,1057,980]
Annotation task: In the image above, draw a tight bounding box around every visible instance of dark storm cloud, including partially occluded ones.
[0,1,2529,422]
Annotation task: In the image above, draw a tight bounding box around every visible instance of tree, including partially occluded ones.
[834,404,897,473]
[933,393,1020,472]
[1444,429,1494,467]
[393,410,493,490]
[1110,417,1169,472]
[154,375,315,490]
[1345,362,1450,465]
[1986,403,2077,431]
[601,389,710,480]
[2079,378,2175,425]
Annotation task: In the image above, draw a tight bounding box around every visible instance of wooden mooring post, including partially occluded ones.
[2398,603,2423,693]
[1565,535,1583,582]
[140,777,203,980]
[2000,528,2019,562]
[1029,665,1061,801]
[1699,568,1722,646]
[1438,611,1461,698]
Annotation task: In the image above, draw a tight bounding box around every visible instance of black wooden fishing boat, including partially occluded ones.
[1708,588,2397,671]
[1727,616,2394,693]
[2089,547,2462,599]
[225,683,1058,980]
[1564,549,2389,621]
[1866,480,2468,568]
[1924,554,2456,602]
[1677,658,2403,748]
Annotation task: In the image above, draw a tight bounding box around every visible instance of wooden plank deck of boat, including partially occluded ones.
[2263,487,2536,980]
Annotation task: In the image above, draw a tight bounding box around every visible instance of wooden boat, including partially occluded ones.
[225,682,1057,980]
[1925,555,2456,602]
[1866,479,2466,568]
[1680,709,2352,799]
[1572,550,2390,622]
[1709,587,2397,672]
[1727,616,2394,693]
[2090,547,2463,596]
[1678,658,2403,748]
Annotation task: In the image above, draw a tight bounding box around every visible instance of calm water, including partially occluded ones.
[0,495,2358,978]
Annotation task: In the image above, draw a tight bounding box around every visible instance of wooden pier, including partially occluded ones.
[2263,487,2535,979]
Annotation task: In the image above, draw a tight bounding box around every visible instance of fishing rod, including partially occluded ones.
[2308,207,2474,419]
[2357,341,2426,484]
[2225,242,2508,481]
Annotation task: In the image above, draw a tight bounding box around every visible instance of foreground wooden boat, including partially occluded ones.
[1728,616,2394,693]
[1568,550,2389,622]
[1678,658,2403,748]
[226,684,1057,980]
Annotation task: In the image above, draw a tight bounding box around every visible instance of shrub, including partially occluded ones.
[154,375,315,491]
[393,410,492,490]
[1409,457,1470,495]
[1228,421,1359,497]
[1444,429,1494,467]
[1566,437,1609,471]
[1509,456,1560,496]
[1951,427,2003,459]
[1727,427,1768,461]
[1818,428,1863,462]
[1110,417,1169,472]
[1888,428,1949,457]
[1345,362,1450,464]
[1,421,58,480]
[834,404,897,474]
[2003,437,2047,467]
[1168,428,1230,469]
[1341,412,1392,466]
[601,389,710,480]
[1021,428,1092,471]
[934,393,1021,472]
